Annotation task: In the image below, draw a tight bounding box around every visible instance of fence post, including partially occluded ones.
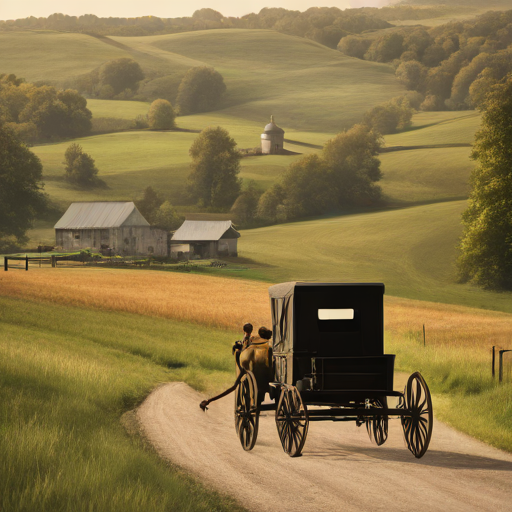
[51,255,56,268]
[25,255,29,271]
[4,258,7,271]
[492,346,496,378]
[423,324,426,347]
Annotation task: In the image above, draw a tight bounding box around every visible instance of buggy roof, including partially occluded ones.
[268,282,385,298]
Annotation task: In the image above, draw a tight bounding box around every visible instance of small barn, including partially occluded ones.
[171,220,240,258]
[54,202,168,256]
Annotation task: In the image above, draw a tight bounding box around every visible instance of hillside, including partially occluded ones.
[238,200,512,313]
[0,29,405,133]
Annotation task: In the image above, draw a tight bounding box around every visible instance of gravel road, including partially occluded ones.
[137,381,512,512]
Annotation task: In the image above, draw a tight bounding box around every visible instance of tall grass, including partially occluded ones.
[0,296,245,512]
[387,333,512,452]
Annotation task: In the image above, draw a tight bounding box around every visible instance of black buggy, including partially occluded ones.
[233,282,433,458]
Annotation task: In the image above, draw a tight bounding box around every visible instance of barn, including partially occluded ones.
[171,220,240,258]
[54,202,168,256]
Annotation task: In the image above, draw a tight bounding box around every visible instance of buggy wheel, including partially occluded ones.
[275,385,309,457]
[365,397,388,446]
[401,372,433,459]
[234,371,259,451]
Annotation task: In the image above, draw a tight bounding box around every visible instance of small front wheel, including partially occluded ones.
[234,371,259,451]
[275,385,309,457]
[366,397,388,446]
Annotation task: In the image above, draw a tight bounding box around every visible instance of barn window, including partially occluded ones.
[74,232,80,240]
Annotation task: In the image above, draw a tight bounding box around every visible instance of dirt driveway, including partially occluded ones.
[138,381,512,512]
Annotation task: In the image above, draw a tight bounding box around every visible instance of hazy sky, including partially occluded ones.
[0,1,395,21]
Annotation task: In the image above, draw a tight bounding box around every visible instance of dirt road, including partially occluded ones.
[138,382,512,512]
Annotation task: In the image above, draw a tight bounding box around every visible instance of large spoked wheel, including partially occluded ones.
[401,372,433,459]
[275,385,309,457]
[234,371,259,451]
[366,397,389,446]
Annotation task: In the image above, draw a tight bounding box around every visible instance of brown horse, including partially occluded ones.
[199,328,274,411]
[239,337,273,405]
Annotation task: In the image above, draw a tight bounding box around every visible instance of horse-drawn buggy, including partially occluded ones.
[201,282,433,458]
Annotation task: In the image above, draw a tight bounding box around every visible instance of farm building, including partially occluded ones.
[54,202,168,256]
[171,220,240,258]
[261,115,285,154]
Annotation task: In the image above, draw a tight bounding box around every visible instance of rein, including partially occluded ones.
[199,349,245,412]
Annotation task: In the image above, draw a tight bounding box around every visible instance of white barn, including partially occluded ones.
[54,202,168,256]
[171,220,240,258]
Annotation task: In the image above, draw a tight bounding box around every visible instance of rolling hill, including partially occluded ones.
[239,200,512,313]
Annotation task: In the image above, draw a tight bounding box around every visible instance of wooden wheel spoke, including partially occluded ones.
[234,372,259,451]
[401,373,433,459]
[275,386,309,457]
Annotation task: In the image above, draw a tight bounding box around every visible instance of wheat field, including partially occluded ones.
[2,267,511,351]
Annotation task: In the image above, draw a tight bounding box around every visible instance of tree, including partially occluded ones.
[148,99,176,130]
[64,143,103,187]
[99,58,144,96]
[323,124,382,207]
[153,201,182,231]
[458,76,512,289]
[337,35,372,59]
[395,60,428,92]
[230,182,262,226]
[135,186,164,224]
[176,67,226,115]
[0,126,47,250]
[187,127,241,209]
[256,184,286,224]
[0,77,92,140]
[279,154,335,220]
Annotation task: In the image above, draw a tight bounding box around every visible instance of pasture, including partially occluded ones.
[238,200,512,314]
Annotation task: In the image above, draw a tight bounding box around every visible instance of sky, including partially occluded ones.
[0,1,396,21]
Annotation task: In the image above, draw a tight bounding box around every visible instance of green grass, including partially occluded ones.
[239,200,512,314]
[33,128,303,208]
[128,29,405,133]
[87,99,151,120]
[380,146,474,204]
[387,333,512,452]
[0,31,128,83]
[384,111,481,147]
[0,295,245,512]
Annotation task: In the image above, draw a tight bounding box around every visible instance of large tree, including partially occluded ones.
[323,123,383,207]
[187,127,241,209]
[176,67,226,115]
[458,76,512,289]
[0,126,47,250]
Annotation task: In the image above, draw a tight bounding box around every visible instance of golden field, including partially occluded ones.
[1,267,511,354]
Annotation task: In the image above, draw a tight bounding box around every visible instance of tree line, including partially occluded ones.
[339,10,512,111]
[0,6,439,46]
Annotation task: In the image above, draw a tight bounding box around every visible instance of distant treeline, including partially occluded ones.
[0,5,462,49]
[339,10,512,110]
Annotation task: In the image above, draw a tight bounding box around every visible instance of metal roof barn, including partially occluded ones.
[54,202,149,229]
[171,220,240,242]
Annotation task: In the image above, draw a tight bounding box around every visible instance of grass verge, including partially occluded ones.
[387,333,512,452]
[0,295,245,512]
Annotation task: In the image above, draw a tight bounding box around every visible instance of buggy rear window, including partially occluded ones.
[318,309,354,320]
